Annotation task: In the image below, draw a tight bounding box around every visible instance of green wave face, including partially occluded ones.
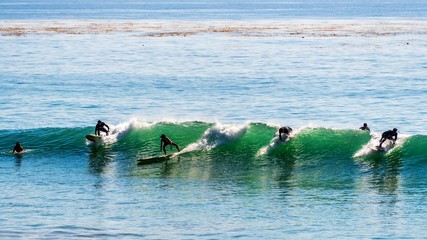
[2,121,426,191]
[1,122,426,164]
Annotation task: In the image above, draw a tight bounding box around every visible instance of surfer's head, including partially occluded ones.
[160,134,165,138]
[393,128,397,132]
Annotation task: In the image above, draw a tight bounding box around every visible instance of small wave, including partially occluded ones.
[353,132,411,158]
[1,120,426,164]
[257,126,304,156]
[86,119,148,145]
[179,122,248,154]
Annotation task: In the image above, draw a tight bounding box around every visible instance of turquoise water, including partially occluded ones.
[2,27,426,132]
[1,1,427,239]
[1,123,427,238]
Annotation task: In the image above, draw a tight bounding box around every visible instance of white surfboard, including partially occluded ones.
[369,145,386,152]
[369,139,395,152]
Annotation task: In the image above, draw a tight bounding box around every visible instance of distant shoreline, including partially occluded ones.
[1,19,426,38]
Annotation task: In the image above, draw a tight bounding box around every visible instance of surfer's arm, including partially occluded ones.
[160,140,163,151]
[105,124,110,131]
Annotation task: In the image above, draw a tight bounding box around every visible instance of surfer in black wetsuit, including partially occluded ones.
[279,126,293,141]
[13,142,24,154]
[359,123,370,132]
[95,120,110,136]
[160,134,180,155]
[378,128,398,148]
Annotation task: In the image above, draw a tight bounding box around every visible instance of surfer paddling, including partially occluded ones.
[279,126,293,141]
[359,123,370,132]
[160,134,180,155]
[95,120,110,136]
[378,128,398,148]
[13,142,24,154]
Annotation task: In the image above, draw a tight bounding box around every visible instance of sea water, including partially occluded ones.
[1,1,427,239]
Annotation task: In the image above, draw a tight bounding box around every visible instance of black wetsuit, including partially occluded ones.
[95,122,110,136]
[279,126,293,140]
[359,126,370,131]
[279,127,293,135]
[381,130,397,140]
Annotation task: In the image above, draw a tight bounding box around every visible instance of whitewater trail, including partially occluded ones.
[353,132,410,158]
[85,118,155,145]
[256,127,304,156]
[172,122,249,157]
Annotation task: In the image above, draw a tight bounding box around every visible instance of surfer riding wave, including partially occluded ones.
[95,120,110,136]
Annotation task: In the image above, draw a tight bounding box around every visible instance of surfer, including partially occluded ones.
[13,142,24,154]
[378,128,398,148]
[95,120,110,136]
[279,126,293,141]
[160,134,180,155]
[359,123,370,131]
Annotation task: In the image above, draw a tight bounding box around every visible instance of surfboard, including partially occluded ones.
[369,140,394,152]
[137,154,173,165]
[369,145,386,152]
[85,134,102,142]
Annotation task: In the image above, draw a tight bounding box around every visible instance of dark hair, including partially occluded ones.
[160,134,165,138]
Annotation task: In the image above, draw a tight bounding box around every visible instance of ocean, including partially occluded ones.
[1,0,427,239]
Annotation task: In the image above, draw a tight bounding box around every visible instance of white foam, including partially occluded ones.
[256,126,304,156]
[86,118,154,145]
[353,131,410,158]
[177,122,248,155]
